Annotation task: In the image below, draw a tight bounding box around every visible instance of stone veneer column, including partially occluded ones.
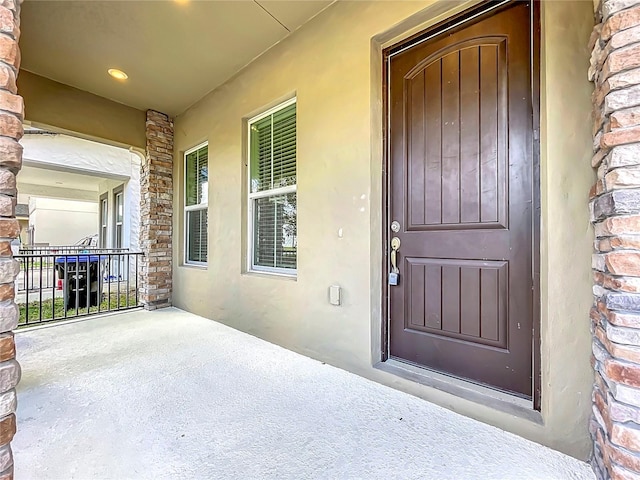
[589,1,640,478]
[140,110,173,310]
[0,1,22,478]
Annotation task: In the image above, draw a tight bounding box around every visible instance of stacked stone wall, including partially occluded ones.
[589,1,640,478]
[0,1,23,477]
[140,110,173,310]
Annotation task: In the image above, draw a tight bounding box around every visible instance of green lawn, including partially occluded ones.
[18,291,139,327]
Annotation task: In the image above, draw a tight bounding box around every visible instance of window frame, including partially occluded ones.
[246,98,297,277]
[99,192,108,249]
[184,141,209,267]
[113,185,124,249]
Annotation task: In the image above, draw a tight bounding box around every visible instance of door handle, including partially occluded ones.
[389,236,401,286]
[390,237,401,274]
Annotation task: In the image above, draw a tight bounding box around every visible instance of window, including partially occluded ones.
[113,186,124,249]
[184,143,208,265]
[99,193,108,248]
[248,99,297,275]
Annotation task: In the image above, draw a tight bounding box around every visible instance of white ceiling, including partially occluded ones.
[20,0,333,116]
[17,165,103,192]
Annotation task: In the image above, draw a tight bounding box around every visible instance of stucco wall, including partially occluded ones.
[538,0,596,459]
[18,71,146,149]
[172,0,595,458]
[21,132,136,179]
[29,197,97,245]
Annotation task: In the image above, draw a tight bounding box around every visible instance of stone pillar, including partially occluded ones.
[589,1,640,478]
[0,1,22,478]
[139,110,173,310]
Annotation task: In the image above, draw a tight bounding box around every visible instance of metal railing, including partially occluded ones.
[15,250,143,327]
[17,246,131,292]
[19,245,129,255]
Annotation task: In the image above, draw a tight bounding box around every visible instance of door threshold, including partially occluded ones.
[375,358,543,425]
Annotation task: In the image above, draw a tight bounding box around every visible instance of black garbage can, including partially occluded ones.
[55,255,104,311]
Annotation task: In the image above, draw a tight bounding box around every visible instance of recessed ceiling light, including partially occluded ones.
[108,68,128,80]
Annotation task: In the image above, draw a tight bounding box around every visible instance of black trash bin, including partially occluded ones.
[55,255,104,311]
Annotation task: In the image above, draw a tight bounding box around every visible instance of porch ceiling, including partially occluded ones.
[17,165,104,192]
[19,0,333,117]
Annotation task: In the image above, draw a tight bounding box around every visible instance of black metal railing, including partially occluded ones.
[15,251,143,327]
[17,247,130,291]
[19,246,129,255]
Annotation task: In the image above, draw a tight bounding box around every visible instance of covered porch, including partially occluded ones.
[15,310,593,479]
[0,0,638,478]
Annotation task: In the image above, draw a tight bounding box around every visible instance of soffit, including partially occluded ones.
[20,1,333,117]
[17,165,103,192]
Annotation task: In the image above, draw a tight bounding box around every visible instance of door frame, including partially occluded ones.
[380,0,541,410]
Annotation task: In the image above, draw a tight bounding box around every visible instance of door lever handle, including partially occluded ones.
[390,237,401,274]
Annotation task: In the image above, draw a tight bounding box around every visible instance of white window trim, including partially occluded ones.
[99,195,108,249]
[114,189,124,249]
[246,98,297,277]
[184,141,208,267]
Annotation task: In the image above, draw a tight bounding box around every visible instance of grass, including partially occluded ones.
[18,291,139,327]
[18,260,52,270]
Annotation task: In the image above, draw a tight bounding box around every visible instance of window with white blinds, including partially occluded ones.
[184,143,208,265]
[248,99,297,275]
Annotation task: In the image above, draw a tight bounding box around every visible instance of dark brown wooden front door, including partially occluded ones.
[387,2,535,398]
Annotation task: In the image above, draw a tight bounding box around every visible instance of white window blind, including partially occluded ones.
[248,99,297,274]
[185,143,208,265]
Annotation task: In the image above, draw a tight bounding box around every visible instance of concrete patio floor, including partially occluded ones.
[15,308,594,480]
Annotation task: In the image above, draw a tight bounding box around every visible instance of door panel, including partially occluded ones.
[404,258,508,349]
[405,37,508,231]
[388,3,534,397]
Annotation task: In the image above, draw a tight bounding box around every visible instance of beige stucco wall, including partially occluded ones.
[172,0,595,459]
[538,0,596,458]
[29,197,98,246]
[19,71,146,149]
